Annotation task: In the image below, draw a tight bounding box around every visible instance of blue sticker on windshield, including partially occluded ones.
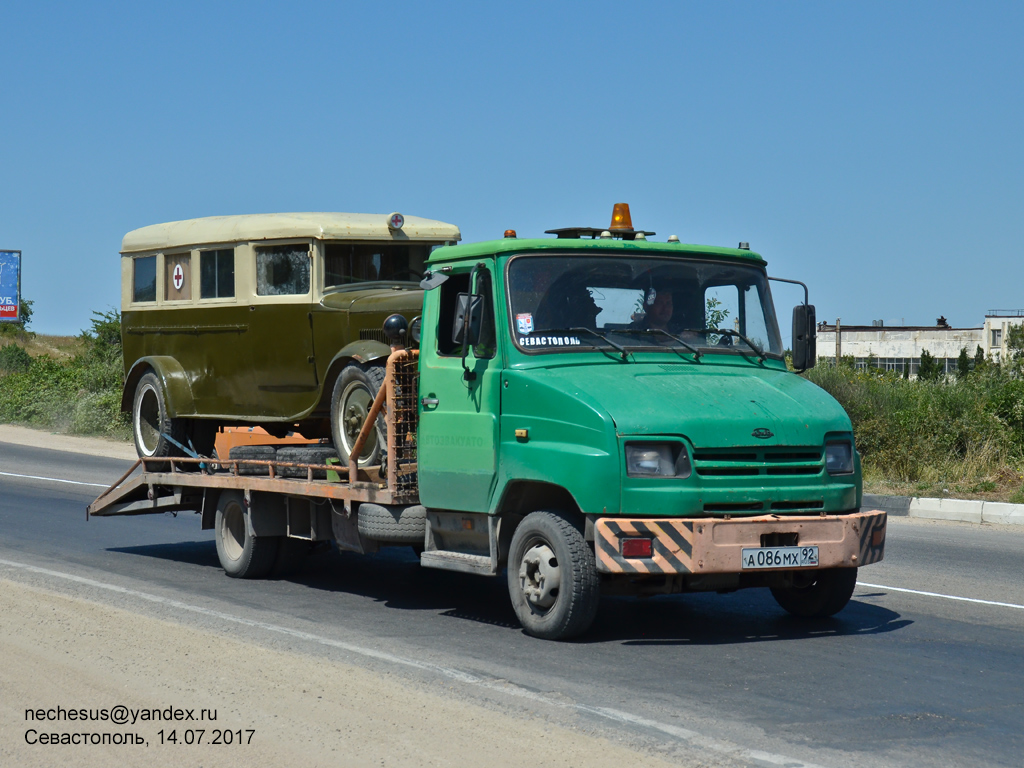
[516,313,534,334]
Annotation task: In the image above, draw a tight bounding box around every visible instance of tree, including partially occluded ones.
[0,297,33,337]
[974,345,987,372]
[956,347,972,380]
[1006,325,1024,361]
[917,349,941,381]
[705,296,729,330]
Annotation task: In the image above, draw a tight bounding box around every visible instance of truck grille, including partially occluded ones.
[360,329,388,344]
[693,447,823,478]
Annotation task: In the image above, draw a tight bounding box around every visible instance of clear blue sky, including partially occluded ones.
[1,1,1021,335]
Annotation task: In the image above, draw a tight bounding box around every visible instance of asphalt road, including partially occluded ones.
[2,439,1023,768]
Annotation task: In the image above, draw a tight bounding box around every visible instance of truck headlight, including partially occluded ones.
[625,442,692,478]
[825,441,854,475]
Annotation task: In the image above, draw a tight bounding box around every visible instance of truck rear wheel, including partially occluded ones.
[770,567,858,618]
[331,363,386,467]
[215,490,279,578]
[507,511,600,640]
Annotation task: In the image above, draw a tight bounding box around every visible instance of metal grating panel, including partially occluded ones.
[389,351,419,494]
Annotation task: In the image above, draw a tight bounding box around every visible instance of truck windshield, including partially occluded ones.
[506,254,783,357]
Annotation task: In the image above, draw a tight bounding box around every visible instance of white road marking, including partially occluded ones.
[0,556,826,768]
[858,581,1024,610]
[0,470,108,488]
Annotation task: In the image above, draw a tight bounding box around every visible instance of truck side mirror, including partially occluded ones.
[792,304,816,371]
[452,293,484,347]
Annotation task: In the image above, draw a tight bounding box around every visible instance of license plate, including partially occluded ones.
[741,546,818,569]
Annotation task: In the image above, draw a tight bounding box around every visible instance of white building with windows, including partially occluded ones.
[815,318,983,376]
[982,310,1024,362]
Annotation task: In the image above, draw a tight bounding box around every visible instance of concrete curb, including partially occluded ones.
[863,494,1024,525]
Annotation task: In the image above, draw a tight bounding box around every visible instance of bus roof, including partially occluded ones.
[121,212,461,254]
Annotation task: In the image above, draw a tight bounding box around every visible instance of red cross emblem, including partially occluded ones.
[173,263,184,291]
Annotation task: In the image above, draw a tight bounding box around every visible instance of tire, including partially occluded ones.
[230,445,277,475]
[770,567,858,618]
[276,445,340,478]
[357,503,426,544]
[507,510,600,640]
[331,363,386,467]
[229,444,339,478]
[214,490,279,578]
[132,371,186,463]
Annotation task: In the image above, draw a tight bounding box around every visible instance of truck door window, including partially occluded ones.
[256,245,310,296]
[133,256,156,303]
[200,248,235,299]
[436,269,495,359]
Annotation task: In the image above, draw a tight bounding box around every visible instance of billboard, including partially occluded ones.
[0,250,21,322]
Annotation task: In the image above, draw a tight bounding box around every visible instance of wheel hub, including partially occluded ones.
[519,544,561,609]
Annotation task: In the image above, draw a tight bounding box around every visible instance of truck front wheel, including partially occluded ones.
[215,490,279,578]
[770,567,858,618]
[507,511,600,640]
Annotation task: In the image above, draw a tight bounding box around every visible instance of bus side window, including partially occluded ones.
[256,245,310,296]
[133,256,156,303]
[200,248,235,299]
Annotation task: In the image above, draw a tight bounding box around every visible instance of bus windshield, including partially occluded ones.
[506,254,783,357]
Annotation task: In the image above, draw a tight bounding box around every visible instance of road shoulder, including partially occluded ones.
[0,577,688,768]
[0,424,135,461]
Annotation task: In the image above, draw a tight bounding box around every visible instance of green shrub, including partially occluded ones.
[806,364,1024,486]
[0,343,32,373]
[0,308,129,439]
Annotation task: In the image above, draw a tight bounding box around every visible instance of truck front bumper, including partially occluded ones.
[595,510,886,575]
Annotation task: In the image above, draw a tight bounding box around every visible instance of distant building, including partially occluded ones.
[816,317,983,376]
[982,310,1024,363]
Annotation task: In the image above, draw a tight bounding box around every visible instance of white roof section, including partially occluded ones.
[121,212,461,254]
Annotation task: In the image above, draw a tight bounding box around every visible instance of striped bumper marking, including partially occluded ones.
[858,512,887,565]
[596,519,695,575]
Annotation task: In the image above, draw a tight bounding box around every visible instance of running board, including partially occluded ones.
[419,551,496,576]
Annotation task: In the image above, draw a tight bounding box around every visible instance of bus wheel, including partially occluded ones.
[770,567,858,618]
[214,491,279,578]
[132,372,186,463]
[507,511,600,640]
[331,363,386,467]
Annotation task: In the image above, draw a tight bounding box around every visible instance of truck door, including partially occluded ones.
[417,264,501,512]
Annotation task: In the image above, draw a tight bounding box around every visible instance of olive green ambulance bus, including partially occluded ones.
[120,212,460,464]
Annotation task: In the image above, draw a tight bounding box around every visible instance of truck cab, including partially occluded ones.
[412,207,881,638]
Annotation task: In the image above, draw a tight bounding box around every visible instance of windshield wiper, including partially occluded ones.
[708,328,767,362]
[614,328,702,361]
[563,327,631,361]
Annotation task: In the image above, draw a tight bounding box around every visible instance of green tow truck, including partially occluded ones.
[90,206,886,640]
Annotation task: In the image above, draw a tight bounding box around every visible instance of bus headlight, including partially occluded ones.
[625,442,692,478]
[825,441,854,475]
